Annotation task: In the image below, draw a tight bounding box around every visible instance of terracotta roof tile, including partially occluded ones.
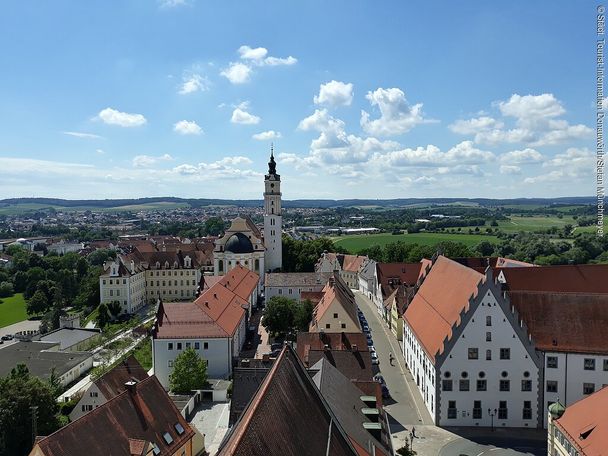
[499,264,608,294]
[32,376,194,456]
[220,265,259,302]
[555,386,608,455]
[404,256,483,362]
[95,356,149,399]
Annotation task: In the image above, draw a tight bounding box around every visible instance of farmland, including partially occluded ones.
[333,232,499,254]
[0,293,28,328]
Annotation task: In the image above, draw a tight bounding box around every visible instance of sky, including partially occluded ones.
[0,1,598,200]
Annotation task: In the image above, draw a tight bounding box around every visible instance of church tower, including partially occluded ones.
[263,145,282,272]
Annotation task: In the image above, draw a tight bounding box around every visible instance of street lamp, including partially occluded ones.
[488,408,497,432]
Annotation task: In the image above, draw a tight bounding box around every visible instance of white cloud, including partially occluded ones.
[500,148,544,164]
[221,63,252,84]
[221,45,297,84]
[238,45,268,61]
[252,130,282,140]
[96,149,105,155]
[360,87,430,136]
[523,171,565,184]
[179,73,209,94]
[452,93,592,147]
[263,56,297,66]
[97,108,146,127]
[132,154,174,168]
[159,0,188,8]
[231,106,261,125]
[544,147,594,169]
[603,97,608,110]
[173,120,202,135]
[448,116,503,135]
[524,148,594,184]
[314,80,354,107]
[500,165,522,175]
[62,131,103,139]
[375,141,494,167]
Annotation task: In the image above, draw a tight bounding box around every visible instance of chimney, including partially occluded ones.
[323,344,330,351]
[125,380,137,393]
[352,344,358,352]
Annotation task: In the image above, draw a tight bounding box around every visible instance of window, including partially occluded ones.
[473,401,482,419]
[604,359,608,371]
[476,379,487,391]
[500,348,510,360]
[90,391,98,398]
[459,380,470,391]
[447,401,457,419]
[583,383,595,395]
[584,358,596,370]
[194,342,200,350]
[333,313,338,318]
[486,332,492,342]
[547,356,558,368]
[498,401,508,419]
[186,342,191,349]
[522,401,532,420]
[168,360,173,368]
[546,380,558,393]
[177,343,182,350]
[521,380,532,392]
[341,323,346,329]
[468,348,478,360]
[168,342,173,350]
[203,342,208,350]
[325,323,331,329]
[486,349,492,360]
[499,380,510,392]
[486,316,492,326]
[442,380,453,391]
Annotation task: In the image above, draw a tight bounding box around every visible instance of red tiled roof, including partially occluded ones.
[194,282,248,336]
[220,265,259,302]
[95,356,149,399]
[510,291,608,355]
[32,376,194,456]
[404,256,483,362]
[296,332,369,364]
[301,291,324,305]
[555,386,608,455]
[310,273,361,332]
[217,346,358,456]
[342,255,367,273]
[499,264,608,294]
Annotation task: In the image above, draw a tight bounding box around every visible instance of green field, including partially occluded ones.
[497,216,595,233]
[0,293,28,328]
[333,232,499,253]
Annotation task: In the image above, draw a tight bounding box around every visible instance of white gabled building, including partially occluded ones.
[403,255,543,428]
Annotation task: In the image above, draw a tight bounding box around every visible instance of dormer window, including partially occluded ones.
[155,261,161,269]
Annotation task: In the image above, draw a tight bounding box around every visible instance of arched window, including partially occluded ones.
[218,261,224,273]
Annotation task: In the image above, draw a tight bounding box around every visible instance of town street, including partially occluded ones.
[354,291,546,456]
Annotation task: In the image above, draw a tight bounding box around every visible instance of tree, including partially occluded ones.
[96,303,111,328]
[396,441,417,456]
[262,296,297,336]
[294,299,314,331]
[474,241,496,257]
[107,300,122,319]
[27,290,49,315]
[13,270,27,293]
[0,281,14,298]
[87,248,116,267]
[169,348,208,394]
[204,217,226,236]
[0,364,60,456]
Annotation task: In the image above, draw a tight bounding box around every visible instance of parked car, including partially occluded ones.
[370,351,379,365]
[368,344,375,353]
[270,342,283,351]
[362,324,370,332]
[373,373,385,385]
[367,338,374,347]
[1,335,13,341]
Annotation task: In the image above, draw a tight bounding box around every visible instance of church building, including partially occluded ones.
[213,148,283,284]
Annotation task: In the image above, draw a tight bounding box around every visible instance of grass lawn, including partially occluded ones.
[333,232,499,254]
[497,215,587,233]
[133,337,152,370]
[0,293,29,328]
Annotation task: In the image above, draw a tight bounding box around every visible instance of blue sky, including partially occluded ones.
[0,1,597,200]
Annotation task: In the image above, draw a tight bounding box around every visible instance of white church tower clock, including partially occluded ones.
[263,145,282,272]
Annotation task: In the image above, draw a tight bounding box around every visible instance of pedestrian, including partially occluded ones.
[389,352,394,366]
[412,426,416,438]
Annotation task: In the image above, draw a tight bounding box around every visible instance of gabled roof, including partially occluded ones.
[296,332,369,364]
[94,356,149,399]
[32,376,194,456]
[404,256,484,362]
[342,254,367,273]
[376,262,421,300]
[452,257,534,274]
[499,264,608,294]
[310,273,361,332]
[510,292,608,355]
[358,260,376,281]
[217,346,358,456]
[312,359,390,455]
[554,386,608,455]
[304,349,373,382]
[220,265,259,302]
[264,272,332,288]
